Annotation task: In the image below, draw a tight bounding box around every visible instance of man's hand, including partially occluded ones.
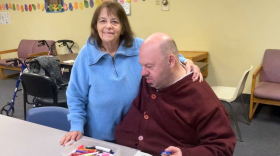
[184,60,203,82]
[164,146,182,156]
[60,131,83,146]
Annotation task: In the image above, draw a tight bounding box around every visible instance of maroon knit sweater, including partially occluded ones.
[115,74,236,156]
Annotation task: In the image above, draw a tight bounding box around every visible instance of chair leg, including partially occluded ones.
[240,95,250,125]
[249,95,254,122]
[225,101,243,142]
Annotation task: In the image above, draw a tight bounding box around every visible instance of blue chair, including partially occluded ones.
[26,107,70,131]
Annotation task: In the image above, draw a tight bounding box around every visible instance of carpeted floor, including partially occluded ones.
[0,70,280,156]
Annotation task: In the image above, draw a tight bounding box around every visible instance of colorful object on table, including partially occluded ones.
[37,3,40,10]
[79,2,84,10]
[49,4,53,11]
[45,3,48,11]
[9,3,12,9]
[58,4,63,11]
[119,0,124,4]
[95,0,101,6]
[90,0,94,8]
[21,5,24,12]
[69,3,73,11]
[32,4,36,10]
[126,0,131,3]
[16,4,19,11]
[29,4,32,11]
[67,144,115,156]
[41,3,44,11]
[24,4,28,11]
[2,4,5,10]
[6,3,8,10]
[74,2,78,9]
[0,5,2,11]
[63,3,68,11]
[133,0,138,2]
[84,0,89,8]
[12,4,15,10]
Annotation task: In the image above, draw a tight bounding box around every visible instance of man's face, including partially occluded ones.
[139,45,170,89]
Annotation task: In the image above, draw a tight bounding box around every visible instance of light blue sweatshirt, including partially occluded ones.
[67,37,187,141]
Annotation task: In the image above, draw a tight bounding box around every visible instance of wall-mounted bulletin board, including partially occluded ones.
[0,0,133,15]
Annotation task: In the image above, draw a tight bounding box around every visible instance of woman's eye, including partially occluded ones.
[111,20,119,24]
[99,20,106,23]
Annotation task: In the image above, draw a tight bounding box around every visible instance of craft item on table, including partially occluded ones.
[45,3,48,11]
[21,5,24,12]
[37,3,40,9]
[0,5,2,11]
[74,2,78,9]
[119,0,124,4]
[24,4,28,11]
[16,4,19,11]
[90,0,94,7]
[79,2,84,10]
[32,4,36,10]
[5,3,8,10]
[58,4,63,11]
[95,0,101,6]
[63,3,68,11]
[41,3,44,11]
[126,0,131,3]
[12,4,15,10]
[84,0,89,8]
[133,0,138,2]
[29,4,32,11]
[49,4,53,11]
[9,3,12,9]
[1,4,4,10]
[67,144,115,156]
[69,3,73,11]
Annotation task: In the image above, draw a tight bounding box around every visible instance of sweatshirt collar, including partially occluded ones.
[86,38,138,65]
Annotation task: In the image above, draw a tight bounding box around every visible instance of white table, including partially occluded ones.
[0,115,150,156]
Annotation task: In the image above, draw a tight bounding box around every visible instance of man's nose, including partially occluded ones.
[141,67,148,76]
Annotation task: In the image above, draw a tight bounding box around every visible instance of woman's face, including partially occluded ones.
[97,8,122,45]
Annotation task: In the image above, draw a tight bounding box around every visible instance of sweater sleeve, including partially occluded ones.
[66,46,89,134]
[179,107,236,156]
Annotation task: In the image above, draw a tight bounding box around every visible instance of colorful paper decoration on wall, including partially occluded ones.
[84,0,89,8]
[90,0,94,7]
[79,2,84,10]
[95,0,101,6]
[21,5,24,12]
[63,3,68,11]
[24,4,28,11]
[32,4,36,10]
[45,3,48,11]
[0,0,133,13]
[74,2,78,9]
[29,4,32,11]
[69,3,73,11]
[41,3,44,11]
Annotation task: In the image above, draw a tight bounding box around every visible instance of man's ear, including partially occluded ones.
[168,54,176,68]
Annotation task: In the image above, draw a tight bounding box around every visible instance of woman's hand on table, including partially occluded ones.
[60,131,83,146]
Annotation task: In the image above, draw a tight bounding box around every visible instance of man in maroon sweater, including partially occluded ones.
[115,33,236,156]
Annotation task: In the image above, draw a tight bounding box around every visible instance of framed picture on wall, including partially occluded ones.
[45,0,64,13]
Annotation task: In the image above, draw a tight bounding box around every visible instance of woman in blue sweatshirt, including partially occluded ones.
[60,1,202,146]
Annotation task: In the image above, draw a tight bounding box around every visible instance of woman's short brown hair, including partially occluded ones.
[89,1,134,49]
